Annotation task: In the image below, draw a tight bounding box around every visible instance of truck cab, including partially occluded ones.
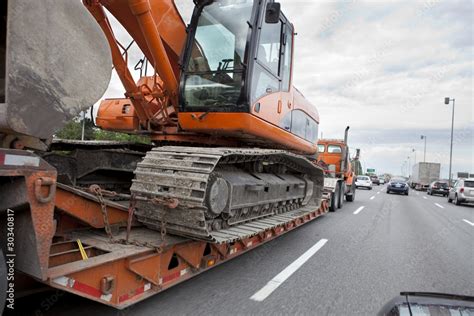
[317,127,355,211]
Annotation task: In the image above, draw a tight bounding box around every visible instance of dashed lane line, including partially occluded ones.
[434,203,444,209]
[462,219,474,227]
[423,196,428,200]
[370,196,375,200]
[250,239,328,302]
[353,206,365,215]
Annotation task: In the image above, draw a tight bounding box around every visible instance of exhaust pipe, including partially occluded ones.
[344,126,350,145]
[0,0,112,142]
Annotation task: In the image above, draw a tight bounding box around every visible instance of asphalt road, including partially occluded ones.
[11,186,474,315]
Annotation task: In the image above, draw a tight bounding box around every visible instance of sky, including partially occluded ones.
[99,0,473,179]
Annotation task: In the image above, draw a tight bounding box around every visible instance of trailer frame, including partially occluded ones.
[1,149,329,309]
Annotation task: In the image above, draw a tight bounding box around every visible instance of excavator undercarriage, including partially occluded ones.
[131,147,324,242]
[44,144,324,243]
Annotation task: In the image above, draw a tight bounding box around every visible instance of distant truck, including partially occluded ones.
[411,162,441,190]
[317,127,356,211]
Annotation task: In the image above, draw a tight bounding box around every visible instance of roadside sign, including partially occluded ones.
[367,168,375,173]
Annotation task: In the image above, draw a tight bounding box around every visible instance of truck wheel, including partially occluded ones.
[0,249,7,315]
[329,189,338,212]
[337,183,344,209]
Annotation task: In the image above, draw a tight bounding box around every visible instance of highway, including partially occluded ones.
[11,187,474,315]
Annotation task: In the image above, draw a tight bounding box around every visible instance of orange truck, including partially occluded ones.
[317,127,356,211]
[0,0,332,310]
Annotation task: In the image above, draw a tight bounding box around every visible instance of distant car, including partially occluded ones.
[355,176,372,190]
[378,177,385,185]
[387,178,409,195]
[448,178,474,205]
[427,181,449,196]
[370,175,380,185]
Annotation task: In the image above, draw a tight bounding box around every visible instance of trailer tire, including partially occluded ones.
[329,189,338,212]
[345,194,354,202]
[346,186,355,202]
[337,182,344,209]
[0,249,7,315]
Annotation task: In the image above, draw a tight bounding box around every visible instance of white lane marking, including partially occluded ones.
[370,196,375,200]
[353,206,365,215]
[423,196,428,200]
[377,192,380,195]
[462,219,474,227]
[434,203,444,209]
[250,239,328,302]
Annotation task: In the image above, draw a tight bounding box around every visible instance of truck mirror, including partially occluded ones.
[444,97,450,104]
[265,2,281,24]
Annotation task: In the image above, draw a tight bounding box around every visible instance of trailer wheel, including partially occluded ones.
[0,249,7,315]
[329,188,338,212]
[337,182,344,209]
[346,185,355,202]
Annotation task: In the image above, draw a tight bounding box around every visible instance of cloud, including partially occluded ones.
[96,0,472,177]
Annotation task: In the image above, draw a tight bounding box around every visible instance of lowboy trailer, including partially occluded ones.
[1,149,328,309]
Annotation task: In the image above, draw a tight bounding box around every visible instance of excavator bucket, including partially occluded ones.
[0,0,112,140]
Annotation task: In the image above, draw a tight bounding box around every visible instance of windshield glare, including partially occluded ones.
[183,0,253,108]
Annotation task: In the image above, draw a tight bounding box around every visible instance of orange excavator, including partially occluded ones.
[0,0,327,309]
[81,0,324,240]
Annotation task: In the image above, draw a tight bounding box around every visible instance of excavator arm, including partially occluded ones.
[83,0,187,130]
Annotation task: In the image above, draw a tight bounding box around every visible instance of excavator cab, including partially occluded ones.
[178,0,319,154]
[181,0,287,112]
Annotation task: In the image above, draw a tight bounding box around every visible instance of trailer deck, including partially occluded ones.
[46,189,328,309]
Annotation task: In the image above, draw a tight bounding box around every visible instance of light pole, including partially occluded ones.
[407,156,411,178]
[412,148,416,164]
[445,97,455,186]
[420,135,427,162]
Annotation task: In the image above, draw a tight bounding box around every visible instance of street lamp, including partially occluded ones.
[445,97,455,186]
[407,156,411,178]
[412,148,416,164]
[420,135,427,162]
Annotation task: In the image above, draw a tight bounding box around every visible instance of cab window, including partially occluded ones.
[281,25,293,91]
[290,110,318,142]
[318,144,325,153]
[327,145,342,153]
[257,20,282,75]
[251,13,283,103]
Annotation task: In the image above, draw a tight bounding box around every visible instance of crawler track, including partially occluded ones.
[131,146,324,243]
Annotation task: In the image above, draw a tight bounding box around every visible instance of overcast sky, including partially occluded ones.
[101,0,473,178]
